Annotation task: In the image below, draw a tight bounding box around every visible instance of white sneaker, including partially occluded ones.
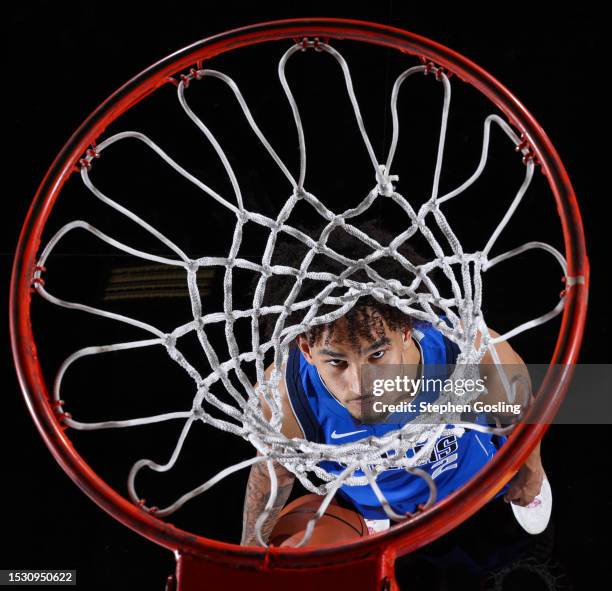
[364,518,390,535]
[511,476,552,535]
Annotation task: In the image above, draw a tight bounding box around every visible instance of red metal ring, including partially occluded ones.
[10,18,589,571]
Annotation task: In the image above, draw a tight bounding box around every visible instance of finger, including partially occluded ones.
[506,492,525,506]
[512,495,536,507]
[504,488,519,503]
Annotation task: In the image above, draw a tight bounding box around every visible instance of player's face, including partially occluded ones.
[297,316,419,418]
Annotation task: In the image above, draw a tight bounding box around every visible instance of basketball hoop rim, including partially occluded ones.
[10,18,589,568]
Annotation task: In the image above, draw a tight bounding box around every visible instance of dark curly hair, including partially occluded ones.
[254,219,429,349]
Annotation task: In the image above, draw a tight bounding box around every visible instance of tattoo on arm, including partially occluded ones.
[241,460,294,546]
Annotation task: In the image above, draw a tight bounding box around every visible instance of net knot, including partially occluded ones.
[474,251,489,270]
[162,333,177,350]
[293,187,306,199]
[185,259,199,273]
[355,258,367,271]
[236,209,249,224]
[331,215,345,228]
[376,164,398,196]
[312,242,324,255]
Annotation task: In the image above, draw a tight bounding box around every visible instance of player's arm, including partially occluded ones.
[475,327,531,410]
[240,452,295,546]
[476,328,544,506]
[240,362,303,546]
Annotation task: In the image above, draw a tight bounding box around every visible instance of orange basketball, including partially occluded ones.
[269,494,368,547]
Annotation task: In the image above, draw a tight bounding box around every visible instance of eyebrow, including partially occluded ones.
[363,336,391,353]
[319,336,392,358]
[319,348,347,358]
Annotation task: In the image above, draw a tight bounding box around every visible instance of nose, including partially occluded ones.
[346,364,361,398]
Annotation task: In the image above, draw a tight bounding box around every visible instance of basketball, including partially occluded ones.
[269,494,368,547]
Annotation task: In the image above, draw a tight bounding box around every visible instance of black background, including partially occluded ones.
[3,1,609,590]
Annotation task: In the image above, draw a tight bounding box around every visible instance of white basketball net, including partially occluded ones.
[33,39,570,547]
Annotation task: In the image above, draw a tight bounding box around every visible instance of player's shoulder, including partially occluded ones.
[412,315,452,338]
[412,317,458,359]
[422,316,524,366]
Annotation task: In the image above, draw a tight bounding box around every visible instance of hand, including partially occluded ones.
[504,463,545,507]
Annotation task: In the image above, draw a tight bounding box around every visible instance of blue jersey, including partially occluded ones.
[285,320,508,519]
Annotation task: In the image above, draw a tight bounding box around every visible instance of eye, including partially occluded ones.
[370,350,386,360]
[328,359,346,367]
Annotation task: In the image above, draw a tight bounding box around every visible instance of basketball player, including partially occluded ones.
[241,223,547,546]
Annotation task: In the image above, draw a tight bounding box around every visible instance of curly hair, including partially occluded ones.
[255,219,429,349]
